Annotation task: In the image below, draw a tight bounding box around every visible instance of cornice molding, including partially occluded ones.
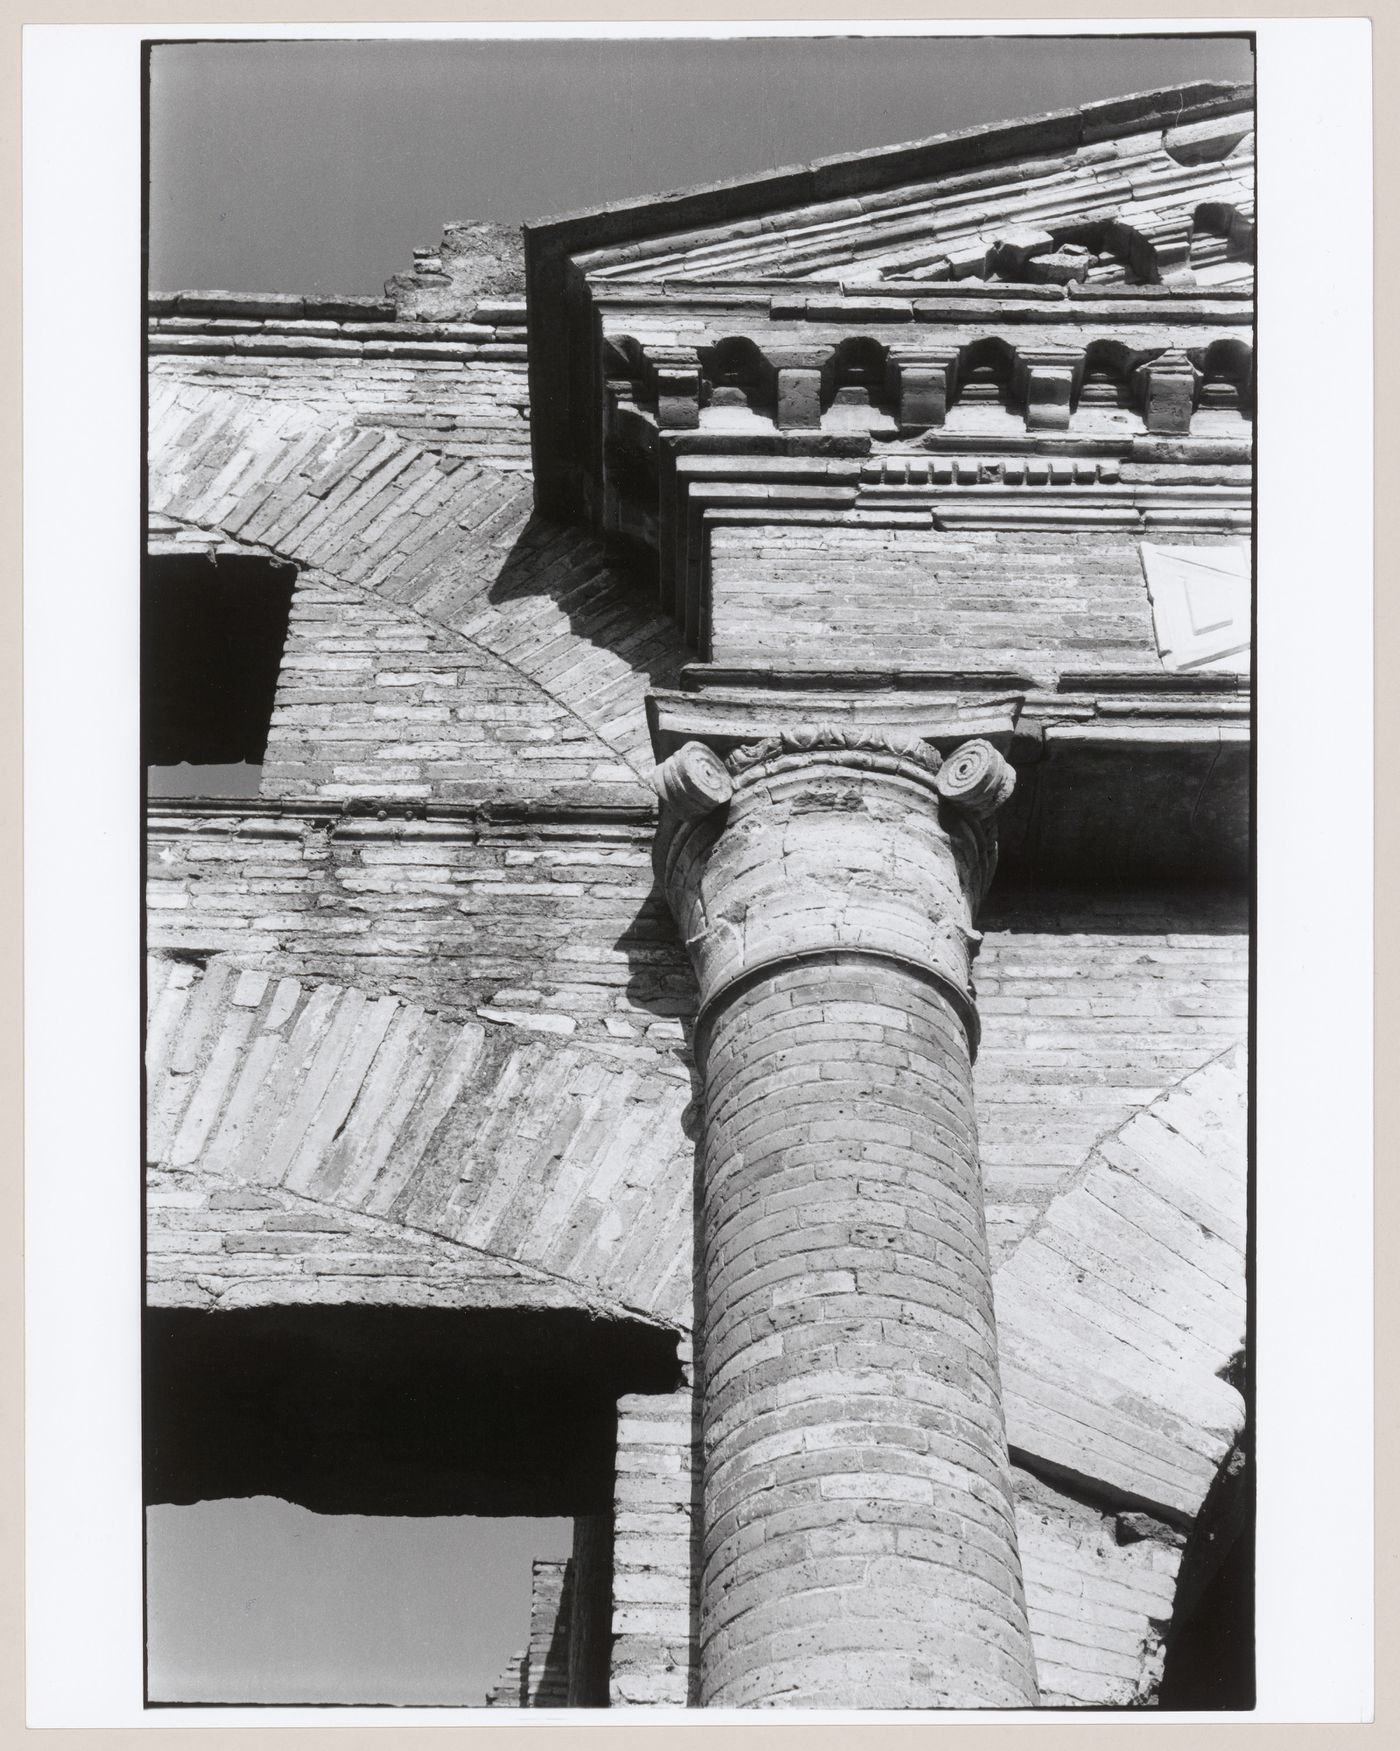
[145,800,657,843]
[642,448,1250,647]
[524,82,1253,521]
[596,284,1252,330]
[647,674,1248,765]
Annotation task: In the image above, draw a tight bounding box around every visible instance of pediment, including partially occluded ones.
[575,110,1253,293]
[525,81,1254,521]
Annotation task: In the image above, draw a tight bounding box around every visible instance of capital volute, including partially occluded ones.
[651,740,734,820]
[653,730,1012,824]
[934,737,1017,819]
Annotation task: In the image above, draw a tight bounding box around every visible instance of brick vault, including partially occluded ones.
[144,77,1253,1709]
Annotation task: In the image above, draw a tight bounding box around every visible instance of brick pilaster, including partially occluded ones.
[653,729,1037,1708]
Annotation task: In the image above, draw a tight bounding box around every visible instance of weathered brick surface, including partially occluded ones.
[1013,1466,1183,1707]
[145,813,686,1032]
[697,962,1034,1707]
[145,818,1244,1326]
[145,1162,598,1315]
[611,1366,700,1707]
[996,1046,1247,1520]
[263,570,643,805]
[387,222,526,321]
[149,340,533,465]
[147,377,684,781]
[144,949,693,1324]
[599,1371,1200,1711]
[974,888,1248,1263]
[710,524,1242,684]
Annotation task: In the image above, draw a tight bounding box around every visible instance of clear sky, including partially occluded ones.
[147,1501,573,1705]
[148,33,1254,297]
[143,29,1253,1710]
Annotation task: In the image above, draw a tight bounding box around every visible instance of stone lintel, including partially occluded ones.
[649,679,1248,764]
[646,683,1022,766]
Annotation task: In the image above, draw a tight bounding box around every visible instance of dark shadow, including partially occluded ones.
[1158,1436,1255,1709]
[980,877,1249,937]
[536,1558,575,1706]
[143,551,296,777]
[567,1514,615,1706]
[996,737,1250,889]
[144,1305,682,1519]
[615,878,696,1021]
[486,508,687,698]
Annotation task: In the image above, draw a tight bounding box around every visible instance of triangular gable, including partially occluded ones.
[525,80,1254,518]
[576,111,1253,290]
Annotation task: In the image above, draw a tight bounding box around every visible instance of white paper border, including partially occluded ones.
[23,16,1374,1727]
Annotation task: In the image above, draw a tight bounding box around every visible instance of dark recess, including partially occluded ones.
[1157,1431,1256,1710]
[144,1305,683,1518]
[142,553,296,766]
[1158,1514,1256,1708]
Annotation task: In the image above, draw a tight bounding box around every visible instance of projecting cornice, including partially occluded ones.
[646,449,1249,651]
[524,79,1254,522]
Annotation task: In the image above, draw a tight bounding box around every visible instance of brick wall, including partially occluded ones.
[149,325,533,467]
[147,825,1243,1300]
[996,1046,1247,1522]
[149,824,1242,1250]
[1013,1466,1184,1706]
[262,571,644,805]
[146,813,684,1029]
[611,1366,700,1707]
[975,887,1248,1264]
[145,945,694,1325]
[147,374,685,788]
[709,524,1247,684]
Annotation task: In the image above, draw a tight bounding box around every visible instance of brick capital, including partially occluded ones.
[653,730,1013,1055]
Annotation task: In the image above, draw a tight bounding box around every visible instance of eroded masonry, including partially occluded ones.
[145,80,1253,1708]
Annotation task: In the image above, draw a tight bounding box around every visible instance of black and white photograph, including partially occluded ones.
[19,18,1376,1728]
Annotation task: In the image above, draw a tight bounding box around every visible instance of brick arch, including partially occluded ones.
[992,1043,1247,1526]
[145,951,695,1327]
[148,519,645,804]
[148,379,685,783]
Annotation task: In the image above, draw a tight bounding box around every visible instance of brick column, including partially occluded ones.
[653,729,1037,1709]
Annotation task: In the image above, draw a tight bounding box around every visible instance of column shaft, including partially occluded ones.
[699,957,1035,1706]
[655,731,1036,1709]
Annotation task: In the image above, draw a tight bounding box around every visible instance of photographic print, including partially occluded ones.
[139,29,1257,1711]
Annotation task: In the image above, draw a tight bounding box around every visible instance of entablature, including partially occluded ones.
[524,79,1255,778]
[634,444,1249,649]
[646,667,1249,885]
[526,81,1254,524]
